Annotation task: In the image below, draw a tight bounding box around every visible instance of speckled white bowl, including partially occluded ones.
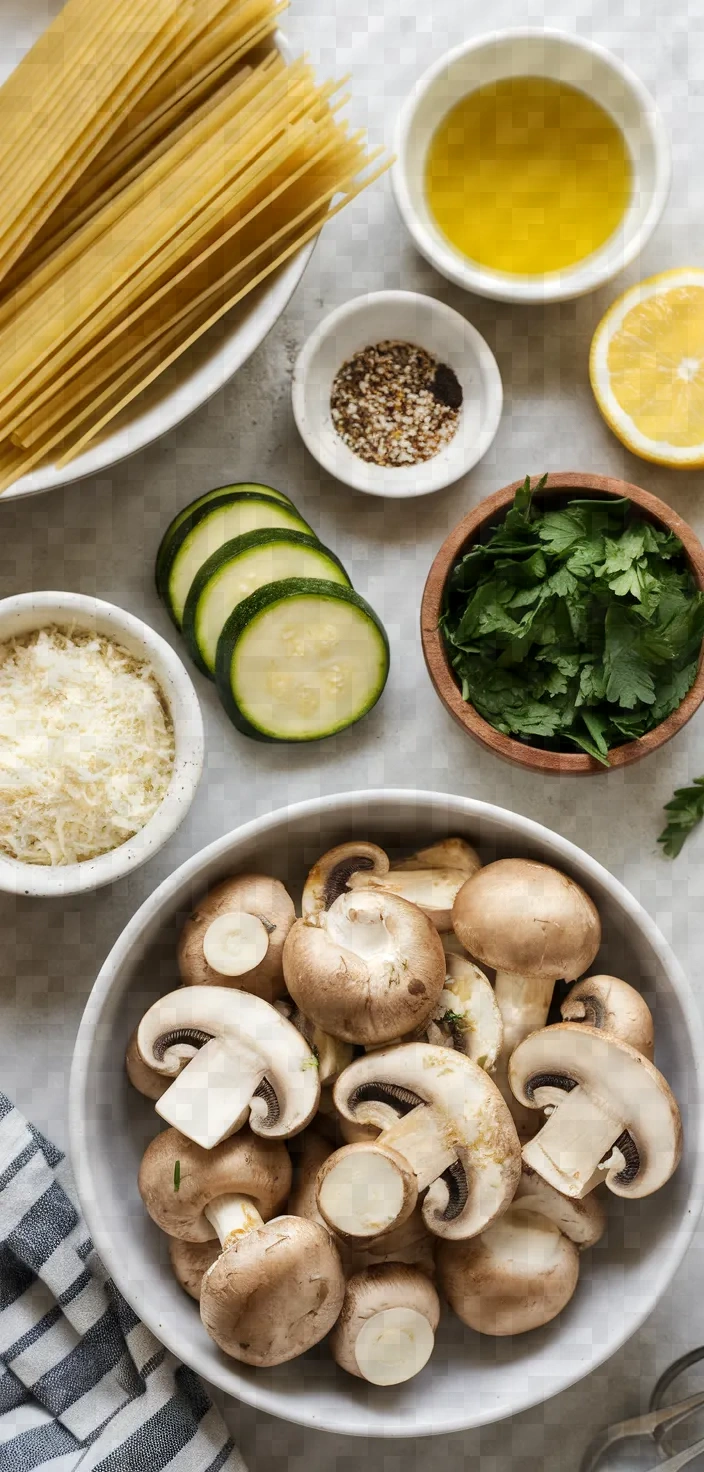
[0,592,204,896]
[292,291,503,497]
[69,790,704,1437]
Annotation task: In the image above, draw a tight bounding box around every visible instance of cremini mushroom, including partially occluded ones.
[178,873,295,1001]
[510,1022,682,1200]
[329,1264,440,1385]
[139,1125,344,1366]
[561,975,654,1060]
[421,953,502,1070]
[316,1043,521,1243]
[301,841,390,919]
[275,999,354,1084]
[136,985,320,1149]
[125,1027,168,1100]
[393,838,481,877]
[436,1162,605,1336]
[452,859,601,1059]
[283,888,446,1046]
[169,1237,219,1300]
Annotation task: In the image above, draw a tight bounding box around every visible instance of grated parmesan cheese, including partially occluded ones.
[0,626,175,866]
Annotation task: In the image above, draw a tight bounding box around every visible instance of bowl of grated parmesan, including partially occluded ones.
[0,592,204,896]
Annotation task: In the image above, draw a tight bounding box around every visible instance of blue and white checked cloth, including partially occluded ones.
[0,1094,246,1472]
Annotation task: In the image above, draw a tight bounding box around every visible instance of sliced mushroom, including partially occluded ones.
[169,1237,219,1300]
[561,975,654,1061]
[330,1264,440,1385]
[453,859,601,1059]
[316,1043,521,1243]
[510,1023,683,1200]
[514,1163,606,1249]
[348,866,469,933]
[422,954,502,1070]
[138,1125,344,1366]
[302,842,390,920]
[136,985,320,1150]
[178,874,295,1001]
[393,838,481,877]
[283,889,446,1046]
[437,1205,579,1336]
[275,999,354,1084]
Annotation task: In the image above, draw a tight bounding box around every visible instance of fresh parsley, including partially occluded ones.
[441,476,704,765]
[658,778,704,857]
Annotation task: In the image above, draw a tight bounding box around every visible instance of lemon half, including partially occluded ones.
[590,268,704,467]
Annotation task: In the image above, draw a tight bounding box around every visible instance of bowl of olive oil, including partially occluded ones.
[392,29,670,304]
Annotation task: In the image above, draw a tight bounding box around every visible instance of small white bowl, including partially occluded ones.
[291,290,503,497]
[392,29,671,304]
[0,593,204,897]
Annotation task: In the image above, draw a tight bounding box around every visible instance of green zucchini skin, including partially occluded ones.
[214,578,390,743]
[182,530,352,678]
[154,483,296,604]
[157,493,314,627]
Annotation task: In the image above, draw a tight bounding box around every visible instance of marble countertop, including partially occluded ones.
[2,0,704,1464]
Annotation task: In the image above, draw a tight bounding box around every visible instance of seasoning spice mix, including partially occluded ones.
[330,339,463,467]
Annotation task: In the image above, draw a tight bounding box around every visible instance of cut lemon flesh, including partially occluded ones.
[590,268,704,466]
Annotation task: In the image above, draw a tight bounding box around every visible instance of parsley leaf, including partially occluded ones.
[658,778,704,857]
[603,606,656,708]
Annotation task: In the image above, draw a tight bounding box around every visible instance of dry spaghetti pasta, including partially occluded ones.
[0,0,386,491]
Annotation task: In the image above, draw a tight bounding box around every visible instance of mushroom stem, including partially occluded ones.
[494,971,556,1057]
[204,1192,264,1247]
[521,1086,625,1199]
[379,1106,456,1193]
[156,1037,268,1150]
[202,912,270,978]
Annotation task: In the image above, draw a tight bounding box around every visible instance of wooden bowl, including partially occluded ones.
[421,471,704,774]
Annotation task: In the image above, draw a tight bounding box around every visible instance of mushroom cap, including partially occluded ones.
[302,842,390,920]
[423,954,502,1070]
[283,890,446,1046]
[288,1128,332,1224]
[137,985,320,1141]
[394,838,481,877]
[178,874,295,1000]
[509,1023,683,1199]
[329,1263,440,1384]
[332,1043,521,1240]
[200,1215,346,1366]
[168,1237,220,1300]
[125,1027,169,1100]
[348,866,469,932]
[437,1205,580,1335]
[138,1125,291,1241]
[452,859,601,982]
[515,1165,606,1249]
[561,975,654,1060]
[343,1206,436,1279]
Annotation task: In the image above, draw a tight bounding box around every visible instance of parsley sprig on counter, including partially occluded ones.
[658,778,704,857]
[441,476,704,765]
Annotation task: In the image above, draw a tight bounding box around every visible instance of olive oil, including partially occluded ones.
[425,76,632,276]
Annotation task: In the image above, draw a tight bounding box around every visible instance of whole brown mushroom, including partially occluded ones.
[561,974,654,1060]
[178,873,295,1001]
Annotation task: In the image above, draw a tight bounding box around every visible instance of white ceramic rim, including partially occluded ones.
[0,592,204,896]
[68,788,704,1435]
[0,28,315,503]
[391,28,672,304]
[291,290,504,497]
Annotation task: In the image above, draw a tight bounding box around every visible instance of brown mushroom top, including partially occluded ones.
[178,873,295,1000]
[168,1237,219,1301]
[437,1206,580,1336]
[452,859,601,982]
[200,1215,346,1367]
[138,1125,291,1241]
[561,974,654,1060]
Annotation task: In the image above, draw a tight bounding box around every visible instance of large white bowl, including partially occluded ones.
[0,592,204,896]
[69,790,704,1437]
[0,4,314,501]
[392,29,671,304]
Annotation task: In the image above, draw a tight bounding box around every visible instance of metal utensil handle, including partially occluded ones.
[653,1433,704,1471]
[580,1395,704,1472]
[652,1350,704,1412]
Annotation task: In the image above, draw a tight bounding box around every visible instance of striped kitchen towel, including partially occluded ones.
[0,1094,246,1472]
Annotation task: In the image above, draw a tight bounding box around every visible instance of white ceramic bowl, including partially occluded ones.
[0,3,314,501]
[69,789,704,1438]
[392,29,671,304]
[292,291,503,496]
[0,592,204,896]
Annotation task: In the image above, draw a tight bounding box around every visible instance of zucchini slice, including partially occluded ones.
[183,530,352,677]
[155,483,295,599]
[215,579,389,742]
[159,493,314,627]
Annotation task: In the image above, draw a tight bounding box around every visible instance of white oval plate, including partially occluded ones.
[0,4,314,501]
